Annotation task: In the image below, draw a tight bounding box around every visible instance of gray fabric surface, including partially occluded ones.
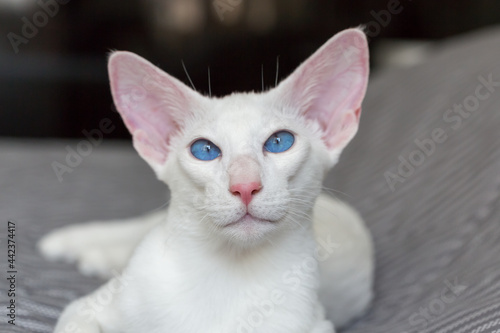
[1,26,500,333]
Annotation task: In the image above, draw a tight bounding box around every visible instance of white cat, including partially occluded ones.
[39,28,374,333]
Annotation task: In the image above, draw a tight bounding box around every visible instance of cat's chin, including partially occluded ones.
[220,214,278,244]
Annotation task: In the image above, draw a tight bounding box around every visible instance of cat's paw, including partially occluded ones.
[75,246,125,278]
[38,226,84,263]
[38,224,127,278]
[54,296,109,333]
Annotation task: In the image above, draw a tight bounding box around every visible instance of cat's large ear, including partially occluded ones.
[108,51,203,174]
[271,28,369,165]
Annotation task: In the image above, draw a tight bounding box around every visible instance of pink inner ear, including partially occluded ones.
[109,52,195,167]
[324,107,361,149]
[278,29,369,151]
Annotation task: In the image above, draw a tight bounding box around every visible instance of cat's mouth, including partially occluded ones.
[224,213,273,228]
[218,212,281,244]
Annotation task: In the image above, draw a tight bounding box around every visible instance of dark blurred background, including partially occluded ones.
[1,0,499,139]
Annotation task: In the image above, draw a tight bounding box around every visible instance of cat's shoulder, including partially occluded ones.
[313,193,371,242]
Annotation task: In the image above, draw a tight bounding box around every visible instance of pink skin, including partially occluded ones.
[228,156,262,207]
[230,182,262,206]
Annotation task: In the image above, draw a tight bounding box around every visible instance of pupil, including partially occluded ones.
[274,136,281,144]
[204,144,211,152]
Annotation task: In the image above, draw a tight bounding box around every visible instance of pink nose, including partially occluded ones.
[230,182,262,206]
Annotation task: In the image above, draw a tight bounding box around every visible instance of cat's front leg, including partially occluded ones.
[54,278,125,333]
[54,297,103,333]
[38,209,165,278]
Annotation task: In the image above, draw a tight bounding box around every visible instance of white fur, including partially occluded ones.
[41,195,372,333]
[39,28,374,333]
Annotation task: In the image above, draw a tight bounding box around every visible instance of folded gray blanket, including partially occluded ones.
[1,26,500,333]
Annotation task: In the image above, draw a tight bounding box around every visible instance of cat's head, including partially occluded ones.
[108,29,369,248]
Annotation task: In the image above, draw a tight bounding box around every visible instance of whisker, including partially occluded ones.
[287,208,313,219]
[287,209,313,223]
[275,55,280,87]
[286,197,315,206]
[150,199,170,212]
[285,214,308,231]
[261,64,264,92]
[320,188,352,199]
[182,60,197,91]
[288,186,353,199]
[208,67,212,97]
[286,198,343,222]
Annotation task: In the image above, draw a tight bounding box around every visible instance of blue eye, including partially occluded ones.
[264,131,295,153]
[190,139,221,161]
